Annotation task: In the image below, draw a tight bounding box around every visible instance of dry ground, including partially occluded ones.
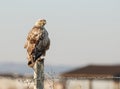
[0,77,65,89]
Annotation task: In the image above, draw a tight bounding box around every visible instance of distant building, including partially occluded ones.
[61,65,120,89]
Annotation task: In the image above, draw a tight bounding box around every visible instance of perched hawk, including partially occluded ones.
[24,19,50,67]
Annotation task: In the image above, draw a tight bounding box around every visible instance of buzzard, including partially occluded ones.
[24,19,50,67]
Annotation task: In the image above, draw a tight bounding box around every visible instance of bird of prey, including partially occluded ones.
[24,19,50,67]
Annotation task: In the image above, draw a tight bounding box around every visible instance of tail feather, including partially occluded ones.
[32,48,45,62]
[34,52,42,62]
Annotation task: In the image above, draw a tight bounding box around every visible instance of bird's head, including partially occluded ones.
[34,19,46,27]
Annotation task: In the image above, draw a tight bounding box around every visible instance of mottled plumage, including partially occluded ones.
[24,19,50,67]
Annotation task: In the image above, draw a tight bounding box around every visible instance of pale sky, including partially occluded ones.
[0,0,120,67]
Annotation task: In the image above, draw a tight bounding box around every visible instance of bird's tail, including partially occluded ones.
[28,59,35,68]
[32,48,45,62]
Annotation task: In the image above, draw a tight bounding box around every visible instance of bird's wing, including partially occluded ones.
[24,27,42,49]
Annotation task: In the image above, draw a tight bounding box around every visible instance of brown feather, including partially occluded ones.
[24,19,50,67]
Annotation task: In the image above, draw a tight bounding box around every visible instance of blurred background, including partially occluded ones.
[0,0,120,89]
[0,0,120,75]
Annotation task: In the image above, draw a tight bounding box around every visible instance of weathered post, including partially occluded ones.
[33,58,44,89]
